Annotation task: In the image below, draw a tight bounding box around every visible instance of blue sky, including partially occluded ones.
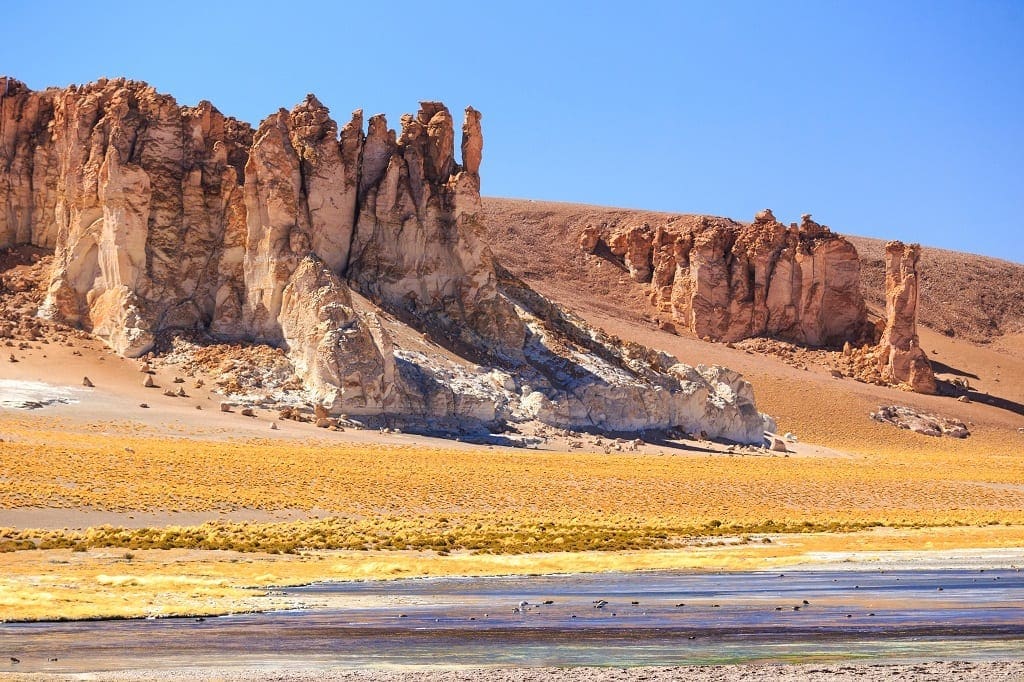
[5,1,1022,262]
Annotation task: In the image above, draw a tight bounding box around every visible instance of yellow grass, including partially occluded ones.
[2,413,1024,533]
[3,411,1024,621]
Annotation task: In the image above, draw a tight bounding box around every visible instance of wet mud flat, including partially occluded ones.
[3,568,1024,675]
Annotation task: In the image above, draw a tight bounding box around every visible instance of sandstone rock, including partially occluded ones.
[579,225,600,253]
[770,437,788,452]
[82,376,93,387]
[240,407,254,417]
[143,375,155,388]
[589,210,869,346]
[138,402,149,408]
[220,402,232,412]
[876,242,937,394]
[270,421,278,430]
[279,257,392,415]
[314,403,329,419]
[0,79,253,356]
[0,78,773,443]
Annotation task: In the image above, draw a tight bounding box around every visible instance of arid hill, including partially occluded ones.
[482,198,1024,345]
[849,235,1024,343]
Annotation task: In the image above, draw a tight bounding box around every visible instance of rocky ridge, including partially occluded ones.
[0,76,769,442]
[578,208,936,393]
[581,209,870,346]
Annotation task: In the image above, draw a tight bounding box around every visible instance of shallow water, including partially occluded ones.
[3,568,1024,672]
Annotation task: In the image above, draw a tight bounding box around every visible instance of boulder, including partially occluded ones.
[871,405,968,438]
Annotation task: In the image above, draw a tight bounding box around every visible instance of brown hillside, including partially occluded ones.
[848,236,1024,343]
[481,197,1024,454]
[482,197,1024,344]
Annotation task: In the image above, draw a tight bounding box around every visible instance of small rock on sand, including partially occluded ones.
[220,402,232,413]
[82,376,94,387]
[143,375,156,388]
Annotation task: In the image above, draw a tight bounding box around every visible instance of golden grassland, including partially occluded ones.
[3,412,1024,552]
[3,410,1024,621]
[3,525,1024,622]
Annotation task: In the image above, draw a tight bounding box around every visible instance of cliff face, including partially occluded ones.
[1,77,253,356]
[586,209,869,347]
[0,76,770,442]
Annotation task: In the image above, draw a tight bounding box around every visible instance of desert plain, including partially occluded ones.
[2,211,1024,624]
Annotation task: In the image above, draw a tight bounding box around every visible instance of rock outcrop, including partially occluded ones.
[871,405,966,438]
[876,241,936,393]
[589,210,869,346]
[0,76,770,442]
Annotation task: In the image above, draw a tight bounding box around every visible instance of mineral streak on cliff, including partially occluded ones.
[0,77,771,441]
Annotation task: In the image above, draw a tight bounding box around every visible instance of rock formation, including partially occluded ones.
[588,210,869,346]
[0,76,771,442]
[876,241,936,393]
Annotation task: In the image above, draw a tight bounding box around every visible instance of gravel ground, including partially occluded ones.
[8,662,1024,681]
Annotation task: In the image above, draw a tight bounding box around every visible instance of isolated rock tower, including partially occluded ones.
[877,241,937,394]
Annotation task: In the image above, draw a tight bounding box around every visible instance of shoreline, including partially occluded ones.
[3,527,1024,623]
[6,661,1024,681]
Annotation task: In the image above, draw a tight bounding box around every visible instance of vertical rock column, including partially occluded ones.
[877,241,937,393]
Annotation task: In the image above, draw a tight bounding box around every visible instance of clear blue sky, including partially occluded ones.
[5,1,1022,262]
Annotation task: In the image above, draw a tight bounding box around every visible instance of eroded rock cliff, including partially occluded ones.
[577,206,937,393]
[0,76,770,442]
[584,209,870,346]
